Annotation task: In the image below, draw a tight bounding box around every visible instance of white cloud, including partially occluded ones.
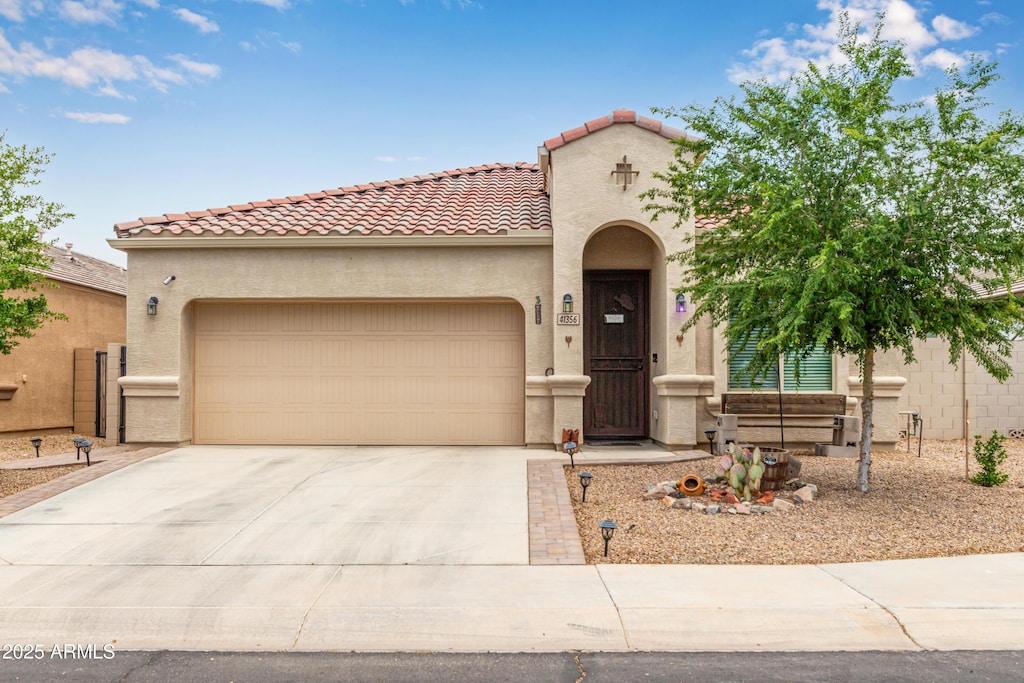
[133,0,158,7]
[240,41,255,52]
[0,29,217,95]
[407,155,426,161]
[980,12,1010,26]
[174,8,219,33]
[0,0,23,21]
[59,0,123,25]
[280,40,301,53]
[374,156,397,162]
[932,15,978,40]
[168,54,220,78]
[97,82,135,99]
[241,0,289,8]
[65,111,130,124]
[729,0,988,85]
[921,47,982,70]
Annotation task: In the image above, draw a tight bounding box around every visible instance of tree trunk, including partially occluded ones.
[857,348,875,493]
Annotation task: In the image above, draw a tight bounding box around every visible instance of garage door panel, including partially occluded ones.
[194,302,524,445]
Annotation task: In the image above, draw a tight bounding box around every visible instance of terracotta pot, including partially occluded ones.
[679,474,705,497]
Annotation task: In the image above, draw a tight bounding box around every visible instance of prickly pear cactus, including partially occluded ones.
[714,443,765,502]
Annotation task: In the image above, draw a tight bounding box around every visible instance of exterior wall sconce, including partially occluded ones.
[562,294,573,313]
[675,293,687,313]
[147,296,159,316]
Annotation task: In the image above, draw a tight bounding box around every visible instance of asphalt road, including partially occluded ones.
[2,650,1022,682]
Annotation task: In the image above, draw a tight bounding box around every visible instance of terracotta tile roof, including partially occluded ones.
[542,110,695,151]
[37,244,126,296]
[114,162,550,239]
[694,215,719,230]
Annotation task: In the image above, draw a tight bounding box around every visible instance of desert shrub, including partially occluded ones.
[971,431,1009,487]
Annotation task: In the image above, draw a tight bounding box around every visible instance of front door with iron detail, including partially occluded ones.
[583,270,649,438]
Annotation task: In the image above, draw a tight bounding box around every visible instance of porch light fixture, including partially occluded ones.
[81,440,93,467]
[675,293,687,313]
[147,296,159,316]
[599,519,618,557]
[72,436,86,460]
[579,471,592,502]
[562,294,573,313]
[704,429,716,455]
[30,437,41,458]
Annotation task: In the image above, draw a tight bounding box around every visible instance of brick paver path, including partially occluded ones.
[0,447,170,518]
[527,459,585,565]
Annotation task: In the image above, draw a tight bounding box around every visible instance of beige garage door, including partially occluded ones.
[193,301,525,445]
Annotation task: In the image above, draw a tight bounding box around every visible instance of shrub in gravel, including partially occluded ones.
[971,431,1010,487]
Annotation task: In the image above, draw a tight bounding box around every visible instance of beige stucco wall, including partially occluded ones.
[118,243,553,445]
[900,337,1024,440]
[0,280,126,435]
[546,123,703,447]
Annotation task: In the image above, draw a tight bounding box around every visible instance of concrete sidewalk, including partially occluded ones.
[0,445,1020,652]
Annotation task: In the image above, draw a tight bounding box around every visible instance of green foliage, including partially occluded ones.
[971,431,1010,487]
[644,14,1024,492]
[0,133,71,355]
[713,443,764,501]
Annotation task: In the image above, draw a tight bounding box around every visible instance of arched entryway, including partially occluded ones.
[582,225,663,440]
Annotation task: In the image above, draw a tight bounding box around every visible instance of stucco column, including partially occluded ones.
[653,374,714,448]
[549,375,590,448]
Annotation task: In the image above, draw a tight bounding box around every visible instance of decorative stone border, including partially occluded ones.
[526,459,585,565]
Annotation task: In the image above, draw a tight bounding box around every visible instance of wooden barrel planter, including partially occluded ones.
[759,447,790,491]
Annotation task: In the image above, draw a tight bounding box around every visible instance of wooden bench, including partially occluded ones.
[721,393,847,427]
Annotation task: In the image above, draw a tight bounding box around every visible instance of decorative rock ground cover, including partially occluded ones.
[566,440,1024,565]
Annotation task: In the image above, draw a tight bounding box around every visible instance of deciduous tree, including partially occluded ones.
[645,17,1024,492]
[0,134,71,355]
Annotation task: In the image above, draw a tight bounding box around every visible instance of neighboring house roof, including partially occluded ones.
[39,244,127,296]
[114,162,550,239]
[969,276,1024,300]
[541,109,694,151]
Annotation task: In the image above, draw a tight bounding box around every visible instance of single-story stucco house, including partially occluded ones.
[0,244,126,437]
[111,110,917,449]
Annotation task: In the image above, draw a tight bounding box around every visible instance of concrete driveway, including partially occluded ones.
[0,445,529,566]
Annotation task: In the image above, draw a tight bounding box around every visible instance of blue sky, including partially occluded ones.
[2,0,1022,265]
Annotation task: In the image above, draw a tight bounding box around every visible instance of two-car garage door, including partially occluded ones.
[193,301,524,445]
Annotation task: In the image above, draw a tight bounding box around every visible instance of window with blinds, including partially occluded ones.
[728,333,833,391]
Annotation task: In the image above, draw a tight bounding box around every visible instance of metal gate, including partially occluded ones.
[118,345,127,444]
[94,351,107,437]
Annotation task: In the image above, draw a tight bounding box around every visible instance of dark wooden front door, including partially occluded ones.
[583,270,649,438]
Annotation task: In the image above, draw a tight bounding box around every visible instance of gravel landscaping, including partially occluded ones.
[566,439,1024,565]
[0,434,106,499]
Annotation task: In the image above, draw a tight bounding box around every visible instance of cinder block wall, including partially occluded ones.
[900,338,1024,440]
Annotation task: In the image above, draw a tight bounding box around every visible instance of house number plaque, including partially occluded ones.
[557,313,581,326]
[604,314,625,324]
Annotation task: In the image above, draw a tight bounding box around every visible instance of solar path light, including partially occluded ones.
[599,519,618,558]
[81,440,93,467]
[704,429,716,455]
[579,471,592,502]
[30,437,42,458]
[72,437,86,460]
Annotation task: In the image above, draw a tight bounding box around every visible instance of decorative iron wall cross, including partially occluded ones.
[611,155,640,191]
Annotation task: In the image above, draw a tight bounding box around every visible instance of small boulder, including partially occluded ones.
[724,492,740,504]
[660,495,676,507]
[750,504,774,515]
[773,498,795,512]
[672,497,693,510]
[691,501,707,513]
[756,491,775,504]
[793,486,815,504]
[705,504,721,515]
[643,488,668,500]
[734,502,751,515]
[786,456,802,479]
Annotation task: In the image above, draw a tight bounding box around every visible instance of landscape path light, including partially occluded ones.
[30,437,42,458]
[599,519,618,558]
[72,437,86,461]
[81,440,93,467]
[704,429,716,455]
[579,471,592,502]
